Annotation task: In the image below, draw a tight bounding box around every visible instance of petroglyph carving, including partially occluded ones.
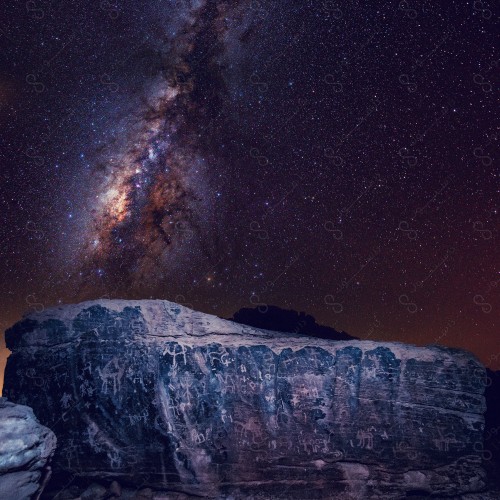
[356,427,376,449]
[393,441,418,460]
[60,392,72,409]
[433,428,458,452]
[164,343,187,368]
[126,409,149,426]
[235,416,264,444]
[96,357,125,395]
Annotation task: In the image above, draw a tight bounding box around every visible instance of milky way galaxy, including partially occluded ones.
[73,0,255,293]
[79,81,205,290]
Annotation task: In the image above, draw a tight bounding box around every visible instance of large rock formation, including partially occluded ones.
[3,300,488,498]
[0,398,56,499]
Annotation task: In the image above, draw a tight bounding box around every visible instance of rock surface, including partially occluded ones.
[0,398,56,500]
[3,300,488,498]
[484,369,500,491]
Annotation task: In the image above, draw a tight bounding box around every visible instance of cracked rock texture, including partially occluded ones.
[3,300,488,499]
[0,398,56,500]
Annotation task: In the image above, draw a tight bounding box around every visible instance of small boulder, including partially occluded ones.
[0,397,56,500]
[81,482,107,500]
[133,488,154,500]
[107,480,122,498]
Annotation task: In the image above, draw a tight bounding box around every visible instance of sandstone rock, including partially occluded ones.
[81,482,107,499]
[52,488,78,500]
[3,300,489,499]
[107,480,121,497]
[133,488,154,500]
[0,397,56,500]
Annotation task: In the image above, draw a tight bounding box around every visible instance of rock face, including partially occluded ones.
[0,398,56,500]
[484,369,500,490]
[3,300,488,498]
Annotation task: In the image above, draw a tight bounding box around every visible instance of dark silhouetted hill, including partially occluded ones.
[230,305,356,341]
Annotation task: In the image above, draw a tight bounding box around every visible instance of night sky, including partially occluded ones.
[0,0,498,390]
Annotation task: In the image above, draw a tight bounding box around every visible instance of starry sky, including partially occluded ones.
[0,0,498,390]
